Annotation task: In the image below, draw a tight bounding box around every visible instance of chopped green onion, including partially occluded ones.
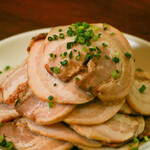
[139,85,146,93]
[88,86,92,92]
[92,26,100,31]
[133,137,139,143]
[5,66,10,70]
[59,29,62,32]
[93,53,101,59]
[59,33,65,39]
[6,141,13,149]
[51,67,60,74]
[48,36,53,41]
[82,47,86,52]
[92,33,99,41]
[53,34,58,40]
[67,29,76,36]
[125,52,132,59]
[73,49,77,52]
[0,123,4,127]
[75,52,81,61]
[131,148,139,150]
[89,46,96,51]
[111,70,120,78]
[105,55,109,59]
[49,101,53,108]
[68,27,72,30]
[102,43,108,47]
[75,78,80,81]
[0,71,3,74]
[0,135,4,144]
[110,32,115,35]
[136,68,142,72]
[78,36,85,44]
[60,52,67,58]
[112,57,120,63]
[144,136,149,142]
[69,51,73,59]
[67,42,74,49]
[87,42,91,46]
[60,60,68,66]
[82,22,90,29]
[129,144,133,147]
[14,99,20,107]
[85,53,93,60]
[49,53,53,58]
[53,83,57,87]
[48,95,54,100]
[103,23,108,30]
[115,52,119,57]
[96,46,101,53]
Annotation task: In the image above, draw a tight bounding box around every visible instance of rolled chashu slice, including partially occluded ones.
[2,59,28,105]
[43,23,135,103]
[119,101,137,115]
[26,119,102,148]
[0,118,73,150]
[16,93,75,125]
[127,70,150,115]
[28,35,94,104]
[64,98,124,125]
[71,113,138,143]
[139,117,150,138]
[76,141,139,150]
[0,68,20,123]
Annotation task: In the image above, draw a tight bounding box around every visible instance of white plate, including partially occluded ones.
[0,28,150,149]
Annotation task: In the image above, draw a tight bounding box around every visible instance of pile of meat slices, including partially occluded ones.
[0,23,150,150]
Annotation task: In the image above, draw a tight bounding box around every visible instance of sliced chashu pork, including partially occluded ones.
[119,101,137,115]
[71,113,138,143]
[76,141,139,150]
[16,93,75,125]
[0,103,19,123]
[0,118,73,150]
[127,71,150,115]
[64,98,124,125]
[43,24,135,104]
[27,36,94,104]
[139,117,150,138]
[2,59,28,105]
[26,118,102,148]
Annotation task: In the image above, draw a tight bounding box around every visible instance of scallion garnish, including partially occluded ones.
[139,85,146,93]
[48,95,54,100]
[0,71,3,74]
[59,33,65,39]
[51,67,60,74]
[110,32,114,35]
[75,52,81,61]
[67,42,74,49]
[102,43,108,47]
[88,86,92,92]
[73,49,77,52]
[82,47,86,52]
[103,23,108,30]
[85,53,92,60]
[144,136,149,142]
[14,99,20,107]
[69,51,73,59]
[59,29,62,32]
[5,66,10,70]
[75,78,80,81]
[53,83,57,87]
[105,55,109,59]
[111,70,120,78]
[89,46,96,51]
[136,68,142,72]
[133,137,139,143]
[49,101,53,108]
[96,46,101,53]
[6,141,13,149]
[60,60,68,66]
[53,34,58,40]
[87,42,91,46]
[112,57,120,63]
[48,36,53,41]
[125,52,132,59]
[78,36,85,44]
[49,53,53,58]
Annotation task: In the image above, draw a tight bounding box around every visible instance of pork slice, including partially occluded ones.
[0,118,73,150]
[127,70,150,115]
[71,113,138,143]
[28,38,94,104]
[64,98,124,125]
[16,93,75,125]
[2,59,28,105]
[0,103,19,123]
[26,118,102,148]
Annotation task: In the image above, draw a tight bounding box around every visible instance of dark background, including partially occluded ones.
[0,0,150,41]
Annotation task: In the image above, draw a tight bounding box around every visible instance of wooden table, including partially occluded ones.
[0,0,150,41]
